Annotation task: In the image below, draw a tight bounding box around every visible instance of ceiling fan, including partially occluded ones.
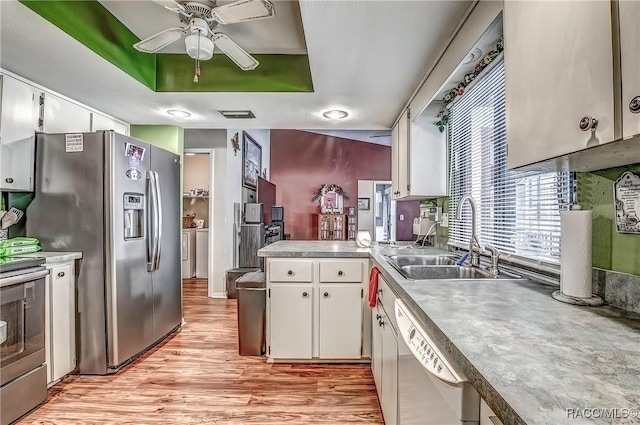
[133,0,275,82]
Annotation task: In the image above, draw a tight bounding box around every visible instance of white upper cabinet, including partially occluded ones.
[620,0,640,139]
[42,93,91,134]
[505,1,617,169]
[0,74,40,192]
[391,106,448,200]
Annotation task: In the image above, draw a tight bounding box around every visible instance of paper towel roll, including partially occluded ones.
[560,208,593,298]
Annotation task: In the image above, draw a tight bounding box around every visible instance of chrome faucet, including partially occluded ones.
[484,244,500,276]
[455,195,480,267]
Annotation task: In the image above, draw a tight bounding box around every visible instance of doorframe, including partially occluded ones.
[183,148,215,297]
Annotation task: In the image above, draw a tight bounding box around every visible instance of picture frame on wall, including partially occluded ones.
[242,131,262,189]
[357,198,370,211]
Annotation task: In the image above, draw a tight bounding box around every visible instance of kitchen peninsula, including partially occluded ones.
[258,241,640,425]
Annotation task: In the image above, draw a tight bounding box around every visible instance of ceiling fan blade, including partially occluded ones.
[212,33,259,70]
[134,27,186,53]
[152,0,187,14]
[211,0,275,25]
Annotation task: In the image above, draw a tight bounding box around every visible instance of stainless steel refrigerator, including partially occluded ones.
[27,131,182,374]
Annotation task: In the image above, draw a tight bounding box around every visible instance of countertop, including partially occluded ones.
[259,241,640,425]
[16,251,82,265]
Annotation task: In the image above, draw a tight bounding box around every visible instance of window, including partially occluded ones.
[448,60,574,264]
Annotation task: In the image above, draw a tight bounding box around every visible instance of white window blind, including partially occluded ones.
[448,60,574,264]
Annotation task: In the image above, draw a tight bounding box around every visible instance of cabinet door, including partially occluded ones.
[371,305,383,401]
[505,1,615,169]
[381,311,398,425]
[318,284,362,359]
[620,0,640,139]
[50,263,76,381]
[397,108,410,198]
[43,93,91,134]
[391,121,400,200]
[269,285,313,359]
[0,75,39,191]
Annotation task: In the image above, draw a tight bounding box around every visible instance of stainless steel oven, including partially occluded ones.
[0,260,49,425]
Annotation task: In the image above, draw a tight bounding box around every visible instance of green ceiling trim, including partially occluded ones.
[20,0,157,90]
[19,0,313,93]
[156,54,313,92]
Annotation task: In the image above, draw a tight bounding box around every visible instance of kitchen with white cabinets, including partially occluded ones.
[0,0,639,424]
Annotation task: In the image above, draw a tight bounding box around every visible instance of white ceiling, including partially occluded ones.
[0,0,473,131]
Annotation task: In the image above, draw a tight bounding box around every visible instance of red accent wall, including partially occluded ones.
[270,130,392,240]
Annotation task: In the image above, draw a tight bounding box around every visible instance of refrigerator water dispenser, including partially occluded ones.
[124,193,145,239]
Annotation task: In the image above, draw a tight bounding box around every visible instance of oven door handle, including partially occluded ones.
[0,269,50,289]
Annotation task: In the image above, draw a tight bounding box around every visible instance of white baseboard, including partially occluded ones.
[209,291,228,299]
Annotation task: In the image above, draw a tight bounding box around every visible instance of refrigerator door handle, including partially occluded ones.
[152,170,163,271]
[147,171,159,272]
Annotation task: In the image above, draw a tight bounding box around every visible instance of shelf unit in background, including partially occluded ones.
[347,208,357,241]
[316,214,346,241]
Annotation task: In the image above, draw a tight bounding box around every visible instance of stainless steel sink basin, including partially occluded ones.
[384,254,524,281]
[400,265,491,280]
[385,255,457,267]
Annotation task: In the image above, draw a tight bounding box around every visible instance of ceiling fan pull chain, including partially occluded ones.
[193,29,202,83]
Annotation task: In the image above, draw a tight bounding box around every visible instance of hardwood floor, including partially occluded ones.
[21,279,383,424]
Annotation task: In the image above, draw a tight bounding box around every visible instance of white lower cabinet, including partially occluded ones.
[44,261,76,385]
[266,258,368,361]
[318,284,362,359]
[380,310,398,425]
[371,274,398,425]
[269,284,313,359]
[372,305,384,401]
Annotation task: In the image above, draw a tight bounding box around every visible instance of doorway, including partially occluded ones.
[182,149,215,297]
[357,180,396,241]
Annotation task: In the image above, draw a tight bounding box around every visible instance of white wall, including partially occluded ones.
[358,180,375,238]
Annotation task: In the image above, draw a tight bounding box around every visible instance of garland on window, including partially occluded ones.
[434,36,504,132]
[311,184,350,203]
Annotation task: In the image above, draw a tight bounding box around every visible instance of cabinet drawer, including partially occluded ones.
[320,261,363,283]
[377,275,398,329]
[269,261,313,282]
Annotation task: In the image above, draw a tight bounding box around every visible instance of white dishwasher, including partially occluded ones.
[395,300,480,425]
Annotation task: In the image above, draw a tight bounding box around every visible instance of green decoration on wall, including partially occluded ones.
[19,0,314,93]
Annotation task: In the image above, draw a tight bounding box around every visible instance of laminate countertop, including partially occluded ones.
[258,240,640,425]
[16,251,82,264]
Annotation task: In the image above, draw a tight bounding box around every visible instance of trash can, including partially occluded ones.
[236,271,266,356]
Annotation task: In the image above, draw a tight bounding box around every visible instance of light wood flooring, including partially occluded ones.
[20,279,383,424]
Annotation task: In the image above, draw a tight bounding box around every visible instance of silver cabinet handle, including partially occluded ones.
[376,314,381,320]
[337,270,344,276]
[323,292,329,298]
[5,177,13,184]
[630,96,640,114]
[57,271,65,278]
[287,270,293,276]
[302,291,309,298]
[579,116,598,131]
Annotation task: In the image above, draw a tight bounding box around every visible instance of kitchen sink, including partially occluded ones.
[399,265,523,280]
[384,254,524,280]
[385,255,457,267]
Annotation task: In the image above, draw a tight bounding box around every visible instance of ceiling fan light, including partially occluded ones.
[185,34,214,60]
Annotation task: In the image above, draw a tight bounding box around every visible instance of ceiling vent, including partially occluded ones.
[219,110,256,119]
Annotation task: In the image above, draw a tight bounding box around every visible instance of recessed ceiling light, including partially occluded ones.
[323,110,349,120]
[167,109,191,117]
